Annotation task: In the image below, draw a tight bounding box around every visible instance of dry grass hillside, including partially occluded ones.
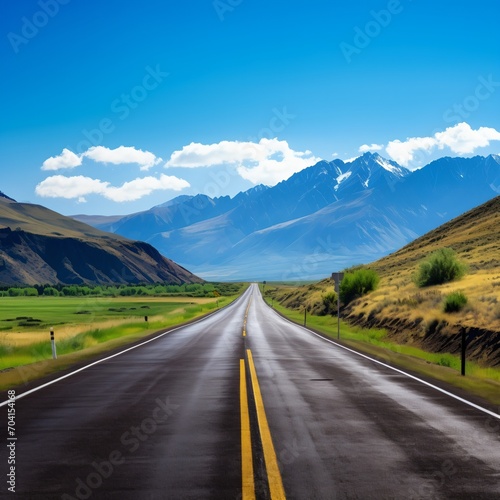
[359,196,500,332]
[0,198,126,240]
[268,196,500,366]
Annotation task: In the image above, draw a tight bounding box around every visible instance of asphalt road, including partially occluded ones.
[1,283,499,499]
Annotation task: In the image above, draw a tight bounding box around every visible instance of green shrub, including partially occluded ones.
[340,269,380,304]
[437,355,453,368]
[57,334,87,353]
[0,344,13,356]
[29,342,53,360]
[321,290,338,315]
[443,291,468,313]
[414,248,466,287]
[5,287,38,296]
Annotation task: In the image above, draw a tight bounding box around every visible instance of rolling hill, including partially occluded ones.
[269,196,500,366]
[0,196,202,286]
[348,196,500,366]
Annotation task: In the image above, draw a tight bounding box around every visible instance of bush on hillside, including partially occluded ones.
[339,269,380,304]
[414,248,467,288]
[443,291,468,313]
[321,290,338,315]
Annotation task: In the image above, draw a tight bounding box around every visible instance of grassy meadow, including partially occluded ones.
[0,293,239,388]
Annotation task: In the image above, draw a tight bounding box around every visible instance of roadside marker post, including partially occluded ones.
[461,328,467,376]
[50,327,57,359]
[332,272,344,339]
[213,290,221,309]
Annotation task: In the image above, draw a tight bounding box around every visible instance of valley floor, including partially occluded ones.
[0,294,239,390]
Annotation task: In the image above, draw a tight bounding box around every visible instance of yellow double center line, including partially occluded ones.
[240,359,255,498]
[240,295,286,499]
[246,349,286,499]
[242,296,252,337]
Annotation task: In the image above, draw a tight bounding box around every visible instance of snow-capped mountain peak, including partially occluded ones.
[371,152,409,177]
[334,152,410,194]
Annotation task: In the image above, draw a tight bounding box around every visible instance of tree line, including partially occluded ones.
[0,282,243,298]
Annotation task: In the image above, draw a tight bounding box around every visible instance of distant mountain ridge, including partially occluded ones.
[0,198,201,286]
[73,153,500,280]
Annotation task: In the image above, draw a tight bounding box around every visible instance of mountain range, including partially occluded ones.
[74,153,500,281]
[0,196,201,286]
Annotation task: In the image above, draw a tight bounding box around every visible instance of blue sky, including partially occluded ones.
[1,0,499,215]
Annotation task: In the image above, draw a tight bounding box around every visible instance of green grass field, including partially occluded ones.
[0,294,235,374]
[0,296,185,331]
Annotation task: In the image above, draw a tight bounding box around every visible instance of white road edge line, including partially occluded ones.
[0,291,249,408]
[268,300,500,421]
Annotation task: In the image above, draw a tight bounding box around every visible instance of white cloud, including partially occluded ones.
[359,143,384,153]
[83,146,162,171]
[343,156,359,163]
[35,174,189,203]
[166,140,257,168]
[434,123,500,154]
[37,145,187,204]
[166,138,321,185]
[42,148,82,171]
[385,137,436,166]
[385,123,500,166]
[35,175,108,201]
[104,174,190,202]
[41,145,162,172]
